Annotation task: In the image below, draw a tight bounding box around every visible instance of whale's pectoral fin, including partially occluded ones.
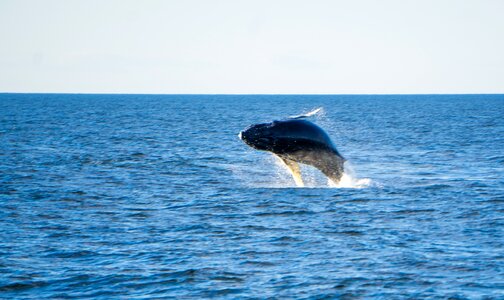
[277,156,304,187]
[317,154,345,185]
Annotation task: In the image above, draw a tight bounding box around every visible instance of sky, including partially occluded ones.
[0,0,503,94]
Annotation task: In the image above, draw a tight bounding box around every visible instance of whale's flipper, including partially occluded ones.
[277,155,304,187]
[316,152,345,185]
[289,107,323,119]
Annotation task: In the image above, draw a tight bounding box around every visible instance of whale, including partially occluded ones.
[239,114,345,187]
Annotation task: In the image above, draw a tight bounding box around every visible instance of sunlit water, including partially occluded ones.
[1,94,503,299]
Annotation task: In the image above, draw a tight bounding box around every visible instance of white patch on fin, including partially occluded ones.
[276,155,304,187]
[289,107,323,119]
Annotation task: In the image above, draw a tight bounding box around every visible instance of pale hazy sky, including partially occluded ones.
[1,0,503,94]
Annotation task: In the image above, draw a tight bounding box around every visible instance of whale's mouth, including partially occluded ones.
[255,137,272,147]
[238,131,243,140]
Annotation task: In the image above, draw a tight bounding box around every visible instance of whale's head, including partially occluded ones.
[239,121,279,151]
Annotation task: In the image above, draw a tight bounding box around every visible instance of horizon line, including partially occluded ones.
[1,92,504,96]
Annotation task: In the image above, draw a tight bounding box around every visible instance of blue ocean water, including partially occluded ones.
[0,94,503,299]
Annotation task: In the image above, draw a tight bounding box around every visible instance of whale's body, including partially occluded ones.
[239,118,345,186]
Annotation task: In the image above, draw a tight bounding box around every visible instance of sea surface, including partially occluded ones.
[0,94,503,299]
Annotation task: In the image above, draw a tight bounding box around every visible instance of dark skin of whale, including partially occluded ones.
[239,118,345,185]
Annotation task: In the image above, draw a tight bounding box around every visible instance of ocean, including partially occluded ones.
[0,94,503,299]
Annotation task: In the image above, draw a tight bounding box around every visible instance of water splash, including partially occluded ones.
[328,173,372,189]
[273,156,372,189]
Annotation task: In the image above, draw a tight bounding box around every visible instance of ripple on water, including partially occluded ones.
[1,94,503,299]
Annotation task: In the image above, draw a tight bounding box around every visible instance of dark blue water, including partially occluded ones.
[1,94,503,299]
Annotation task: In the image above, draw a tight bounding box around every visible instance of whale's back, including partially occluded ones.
[272,119,342,156]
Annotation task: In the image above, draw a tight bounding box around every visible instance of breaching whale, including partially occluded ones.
[239,111,345,187]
